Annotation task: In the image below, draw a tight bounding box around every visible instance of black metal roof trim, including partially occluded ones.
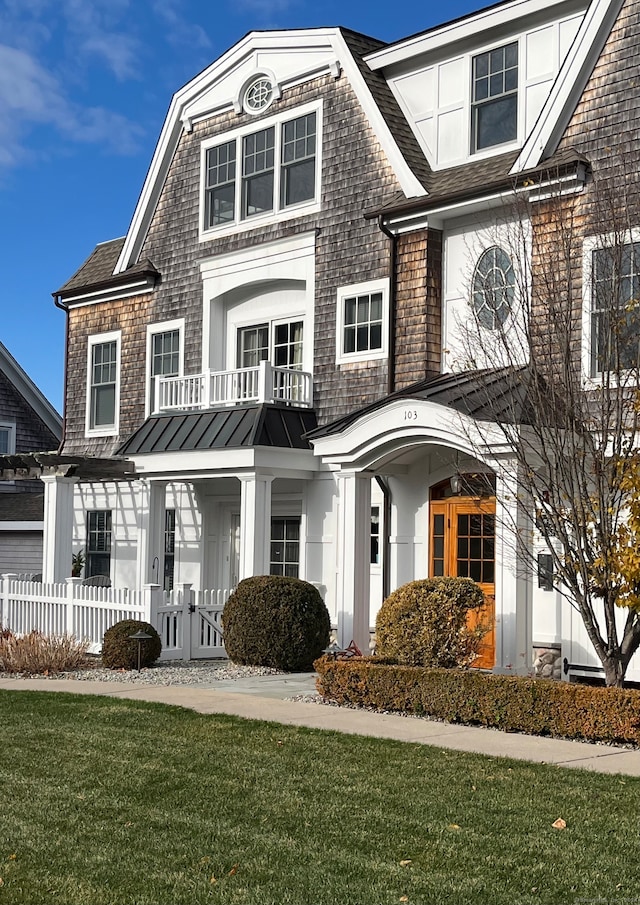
[117,405,318,456]
[306,366,534,440]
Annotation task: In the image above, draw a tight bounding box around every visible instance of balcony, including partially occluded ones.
[155,361,313,413]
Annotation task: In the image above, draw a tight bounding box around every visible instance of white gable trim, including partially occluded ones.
[114,28,425,275]
[365,0,581,70]
[511,0,623,173]
[0,343,61,439]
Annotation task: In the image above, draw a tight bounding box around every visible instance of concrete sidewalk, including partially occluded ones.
[1,673,640,776]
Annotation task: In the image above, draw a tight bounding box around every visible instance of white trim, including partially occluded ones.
[335,278,389,365]
[114,28,426,274]
[85,330,121,438]
[581,229,640,386]
[61,278,156,308]
[365,0,584,70]
[511,0,623,173]
[0,521,44,531]
[0,343,61,438]
[145,319,185,417]
[0,421,16,455]
[199,100,322,241]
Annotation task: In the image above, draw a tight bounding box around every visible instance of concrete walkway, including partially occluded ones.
[2,672,640,776]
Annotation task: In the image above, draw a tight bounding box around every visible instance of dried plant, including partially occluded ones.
[0,629,89,674]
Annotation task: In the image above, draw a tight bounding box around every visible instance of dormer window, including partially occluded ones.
[471,42,518,153]
[201,101,321,237]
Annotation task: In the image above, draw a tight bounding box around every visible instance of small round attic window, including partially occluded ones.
[243,76,274,114]
[472,246,515,330]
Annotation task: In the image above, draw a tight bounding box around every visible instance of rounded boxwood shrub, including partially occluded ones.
[223,575,330,671]
[102,619,162,670]
[375,577,487,669]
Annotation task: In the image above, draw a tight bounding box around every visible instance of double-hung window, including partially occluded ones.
[590,242,640,377]
[336,279,389,364]
[0,423,15,455]
[86,510,112,579]
[471,42,518,153]
[87,332,120,435]
[202,103,320,234]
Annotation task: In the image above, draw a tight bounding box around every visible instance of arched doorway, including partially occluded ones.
[430,477,495,668]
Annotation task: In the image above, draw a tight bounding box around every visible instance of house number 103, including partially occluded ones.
[404,409,418,421]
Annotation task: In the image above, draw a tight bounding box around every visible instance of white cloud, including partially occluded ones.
[151,0,211,50]
[0,43,144,167]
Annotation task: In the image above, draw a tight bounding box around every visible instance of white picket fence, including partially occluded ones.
[0,575,230,661]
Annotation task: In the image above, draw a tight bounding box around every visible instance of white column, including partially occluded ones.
[239,474,273,579]
[494,461,531,674]
[41,475,78,583]
[136,480,167,588]
[336,470,371,653]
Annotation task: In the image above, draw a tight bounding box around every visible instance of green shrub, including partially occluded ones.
[375,577,487,668]
[223,575,330,671]
[0,629,89,674]
[102,620,162,670]
[314,657,640,745]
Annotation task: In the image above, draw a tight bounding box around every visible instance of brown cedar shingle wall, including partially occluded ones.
[393,229,442,390]
[63,71,404,454]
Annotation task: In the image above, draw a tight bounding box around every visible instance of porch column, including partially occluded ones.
[136,480,167,588]
[41,474,78,583]
[494,462,531,674]
[336,470,371,653]
[238,474,273,579]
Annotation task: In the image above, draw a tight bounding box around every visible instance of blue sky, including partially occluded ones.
[0,0,489,414]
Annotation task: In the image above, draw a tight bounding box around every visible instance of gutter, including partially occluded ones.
[52,293,69,454]
[377,215,397,397]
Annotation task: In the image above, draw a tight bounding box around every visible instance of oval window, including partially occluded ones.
[471,246,515,330]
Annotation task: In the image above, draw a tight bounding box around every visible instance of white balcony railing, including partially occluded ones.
[155,360,313,413]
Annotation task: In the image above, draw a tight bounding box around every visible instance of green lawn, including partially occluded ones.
[0,690,639,905]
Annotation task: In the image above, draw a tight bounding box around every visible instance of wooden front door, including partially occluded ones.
[430,498,496,669]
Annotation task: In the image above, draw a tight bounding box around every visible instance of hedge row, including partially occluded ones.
[314,657,640,745]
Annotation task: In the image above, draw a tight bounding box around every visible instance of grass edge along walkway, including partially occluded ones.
[1,688,640,905]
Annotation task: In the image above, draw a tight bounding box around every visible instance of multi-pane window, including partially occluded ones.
[237,322,303,370]
[274,321,303,369]
[472,246,515,330]
[0,425,14,455]
[370,506,380,565]
[280,113,316,208]
[86,510,112,579]
[270,517,300,577]
[471,42,518,152]
[164,509,175,592]
[89,340,117,430]
[204,140,236,228]
[591,243,640,376]
[238,325,269,369]
[202,109,318,231]
[343,291,383,355]
[150,329,180,411]
[242,126,275,219]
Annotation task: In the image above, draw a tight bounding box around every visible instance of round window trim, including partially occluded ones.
[471,246,515,330]
[243,76,274,115]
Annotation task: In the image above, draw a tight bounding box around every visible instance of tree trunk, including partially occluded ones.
[602,655,626,688]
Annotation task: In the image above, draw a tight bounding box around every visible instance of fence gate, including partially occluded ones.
[154,584,228,661]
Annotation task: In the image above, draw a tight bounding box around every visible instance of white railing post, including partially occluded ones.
[0,573,17,630]
[144,583,161,627]
[178,582,193,661]
[154,376,161,414]
[203,372,211,410]
[66,577,81,637]
[258,360,271,404]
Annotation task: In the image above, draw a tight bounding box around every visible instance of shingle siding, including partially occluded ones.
[62,67,404,453]
[0,369,59,453]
